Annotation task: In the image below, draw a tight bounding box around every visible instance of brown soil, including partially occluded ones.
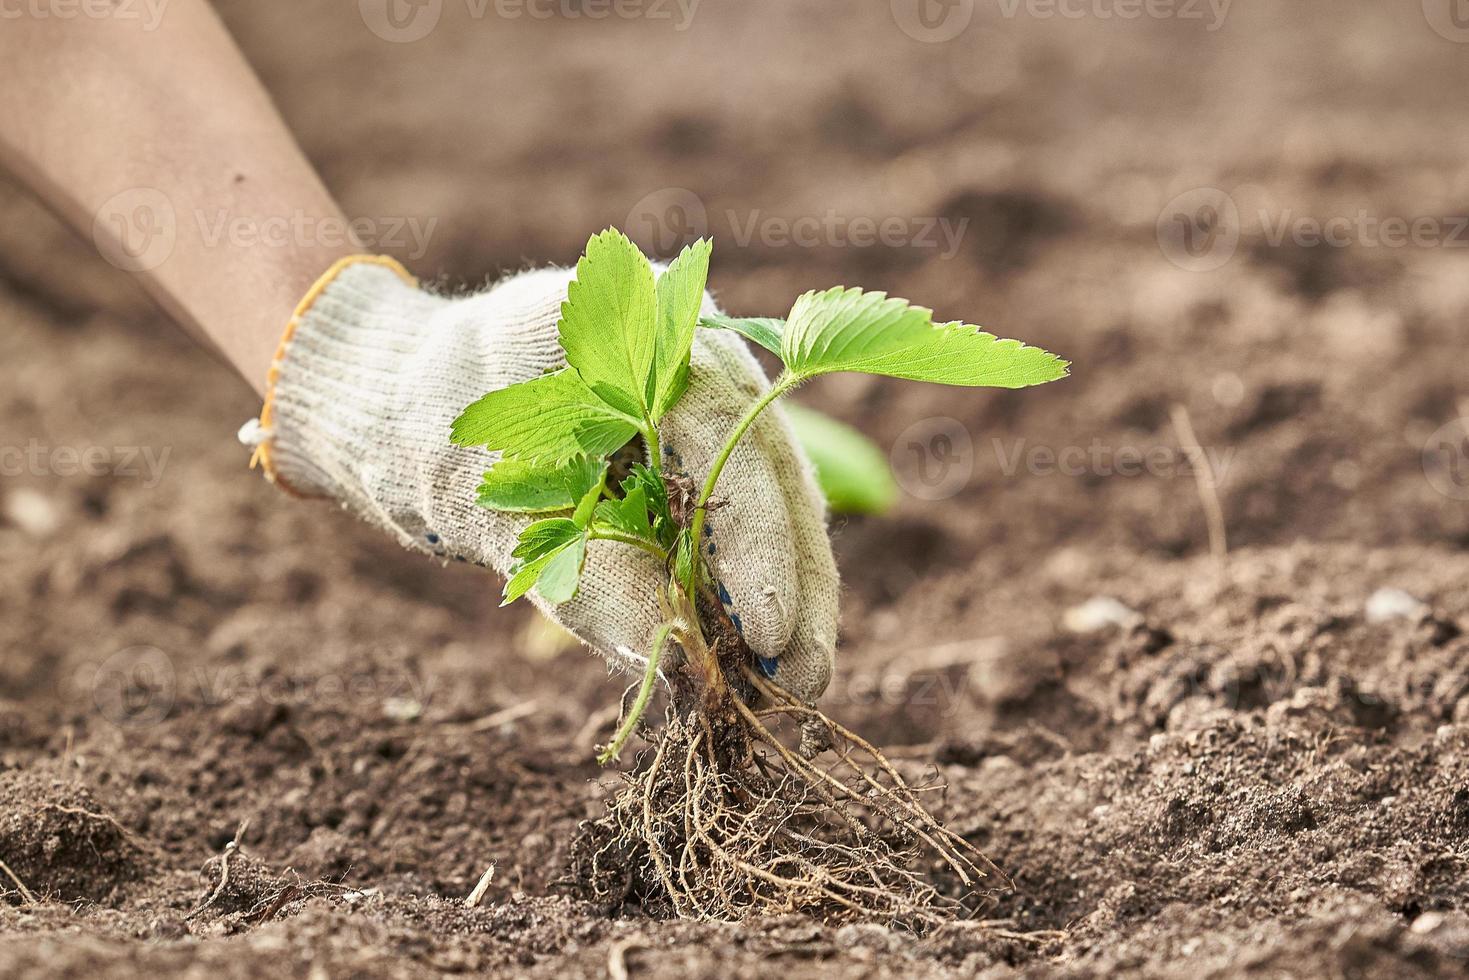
[3,1,1468,976]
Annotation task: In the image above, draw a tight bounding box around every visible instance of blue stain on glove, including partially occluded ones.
[756,655,779,678]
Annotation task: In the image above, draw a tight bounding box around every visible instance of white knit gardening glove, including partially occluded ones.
[242,256,839,702]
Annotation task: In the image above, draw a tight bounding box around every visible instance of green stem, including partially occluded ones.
[642,421,662,479]
[682,373,797,596]
[598,621,674,765]
[590,528,668,562]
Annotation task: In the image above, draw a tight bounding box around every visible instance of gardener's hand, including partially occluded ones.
[242,257,839,702]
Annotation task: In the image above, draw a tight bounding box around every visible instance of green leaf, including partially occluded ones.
[535,533,588,604]
[511,518,583,561]
[783,402,898,516]
[781,287,1069,388]
[673,530,698,595]
[571,480,603,529]
[502,517,590,606]
[594,485,654,542]
[452,368,641,464]
[652,239,712,419]
[700,313,784,357]
[502,547,560,605]
[557,228,659,419]
[622,464,676,548]
[477,456,608,514]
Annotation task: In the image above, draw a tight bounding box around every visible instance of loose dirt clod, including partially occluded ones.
[0,772,149,905]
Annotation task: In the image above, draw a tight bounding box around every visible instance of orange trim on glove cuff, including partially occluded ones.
[250,254,418,494]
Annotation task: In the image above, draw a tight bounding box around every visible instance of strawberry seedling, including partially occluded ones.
[452,229,1067,923]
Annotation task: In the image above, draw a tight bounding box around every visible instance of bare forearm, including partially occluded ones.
[0,0,357,394]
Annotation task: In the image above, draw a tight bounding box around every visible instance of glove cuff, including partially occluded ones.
[244,254,437,499]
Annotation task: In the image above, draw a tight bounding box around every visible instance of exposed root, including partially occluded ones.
[570,661,1006,927]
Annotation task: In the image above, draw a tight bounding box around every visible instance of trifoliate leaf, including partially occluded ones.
[535,533,588,604]
[451,368,640,464]
[557,228,659,419]
[781,287,1069,388]
[652,239,712,419]
[699,313,785,357]
[477,456,608,514]
[783,402,898,516]
[594,485,655,543]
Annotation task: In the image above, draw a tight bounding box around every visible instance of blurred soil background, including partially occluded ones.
[2,0,1469,975]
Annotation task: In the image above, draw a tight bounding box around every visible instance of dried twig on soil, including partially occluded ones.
[464,862,496,909]
[575,701,623,750]
[1171,404,1229,566]
[464,701,540,733]
[0,856,37,906]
